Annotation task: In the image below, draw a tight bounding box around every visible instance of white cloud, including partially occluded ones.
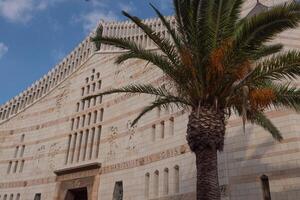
[0,0,65,23]
[0,43,8,59]
[75,9,118,32]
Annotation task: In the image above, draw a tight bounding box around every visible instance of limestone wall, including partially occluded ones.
[1,1,300,200]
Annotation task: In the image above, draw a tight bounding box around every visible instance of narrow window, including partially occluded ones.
[71,118,75,130]
[163,168,169,195]
[83,130,89,161]
[65,135,72,164]
[96,72,100,78]
[3,194,7,200]
[89,128,95,159]
[82,115,86,127]
[81,87,85,96]
[98,80,102,90]
[152,125,156,142]
[113,181,123,200]
[98,96,103,104]
[86,77,89,83]
[13,161,18,173]
[88,113,92,125]
[16,194,20,200]
[174,165,180,193]
[9,194,13,200]
[76,103,80,112]
[94,111,98,123]
[93,97,97,106]
[261,175,271,200]
[77,131,83,162]
[76,117,80,129]
[81,100,85,110]
[19,160,25,173]
[154,170,159,197]
[95,126,102,158]
[145,173,150,198]
[7,161,12,174]
[91,75,94,81]
[71,133,77,163]
[169,117,174,136]
[92,83,96,92]
[87,99,90,108]
[160,121,165,139]
[34,193,41,200]
[20,145,25,157]
[87,85,90,94]
[99,108,104,122]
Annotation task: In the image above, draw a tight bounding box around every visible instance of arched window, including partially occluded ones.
[71,133,77,163]
[169,117,174,136]
[163,168,169,195]
[99,108,104,122]
[174,165,180,193]
[95,126,102,158]
[152,125,156,142]
[145,173,150,198]
[160,121,165,139]
[65,134,72,164]
[261,174,271,200]
[7,161,12,174]
[77,131,83,162]
[154,170,159,197]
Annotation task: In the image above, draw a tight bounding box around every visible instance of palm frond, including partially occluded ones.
[83,84,185,101]
[249,111,283,141]
[249,50,300,83]
[267,82,300,111]
[234,2,300,56]
[149,3,182,49]
[121,11,180,68]
[132,96,190,126]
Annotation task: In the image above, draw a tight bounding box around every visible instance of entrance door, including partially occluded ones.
[65,187,88,200]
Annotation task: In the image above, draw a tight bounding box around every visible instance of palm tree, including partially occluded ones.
[86,1,300,199]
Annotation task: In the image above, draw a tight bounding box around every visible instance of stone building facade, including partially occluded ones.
[1,0,300,199]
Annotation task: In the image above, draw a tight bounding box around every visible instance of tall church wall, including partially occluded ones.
[1,0,300,200]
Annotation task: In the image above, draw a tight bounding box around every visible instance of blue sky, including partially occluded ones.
[0,0,173,105]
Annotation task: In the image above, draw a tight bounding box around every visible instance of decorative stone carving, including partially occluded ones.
[106,126,119,161]
[48,142,62,171]
[33,145,46,174]
[126,120,138,153]
[55,81,70,112]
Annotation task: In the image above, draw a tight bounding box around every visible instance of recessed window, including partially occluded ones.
[261,175,271,200]
[145,173,150,198]
[174,165,180,193]
[113,181,123,200]
[154,170,159,197]
[34,193,41,200]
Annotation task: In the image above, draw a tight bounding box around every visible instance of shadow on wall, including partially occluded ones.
[225,113,300,200]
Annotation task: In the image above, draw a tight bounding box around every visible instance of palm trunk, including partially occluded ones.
[186,106,225,200]
[195,148,220,200]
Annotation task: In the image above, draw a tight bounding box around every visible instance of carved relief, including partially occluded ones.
[56,81,71,112]
[106,126,119,161]
[126,120,138,153]
[48,142,62,171]
[33,145,46,174]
